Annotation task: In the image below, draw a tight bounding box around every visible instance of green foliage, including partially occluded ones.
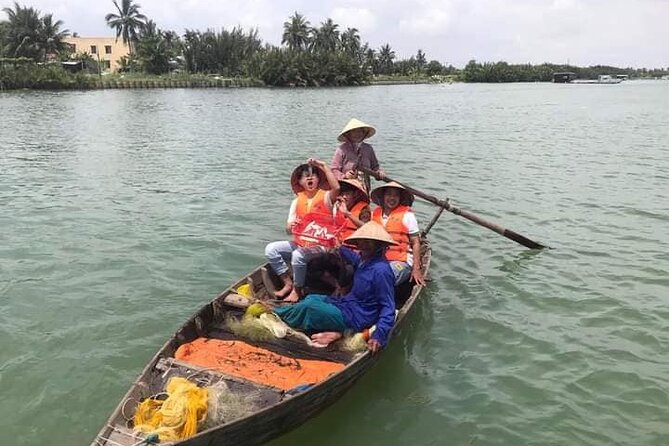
[376,44,395,75]
[0,2,70,61]
[0,21,8,56]
[249,46,366,87]
[282,12,310,51]
[134,21,181,74]
[182,27,262,76]
[460,60,669,82]
[0,58,95,89]
[310,18,339,54]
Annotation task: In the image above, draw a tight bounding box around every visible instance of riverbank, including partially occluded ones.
[0,63,453,91]
[1,75,449,91]
[93,77,263,89]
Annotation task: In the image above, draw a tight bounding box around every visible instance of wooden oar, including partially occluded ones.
[360,167,547,250]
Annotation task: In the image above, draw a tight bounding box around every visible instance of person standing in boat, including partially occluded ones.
[370,182,425,287]
[331,118,384,189]
[275,221,397,354]
[265,159,340,303]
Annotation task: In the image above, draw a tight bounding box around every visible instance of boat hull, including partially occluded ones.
[91,242,431,446]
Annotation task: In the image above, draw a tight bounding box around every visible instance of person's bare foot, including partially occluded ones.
[274,283,292,299]
[311,332,342,347]
[283,288,300,303]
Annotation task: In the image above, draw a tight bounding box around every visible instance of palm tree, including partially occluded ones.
[310,18,339,54]
[416,49,426,72]
[282,12,310,51]
[378,43,395,74]
[105,0,146,55]
[2,2,42,59]
[340,27,360,55]
[139,19,158,38]
[39,14,70,62]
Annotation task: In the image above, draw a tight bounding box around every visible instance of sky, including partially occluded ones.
[3,0,668,68]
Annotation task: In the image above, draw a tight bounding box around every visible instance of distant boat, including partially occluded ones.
[570,75,623,85]
[552,72,576,83]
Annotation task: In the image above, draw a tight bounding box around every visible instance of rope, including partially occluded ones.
[131,433,159,446]
[133,377,208,442]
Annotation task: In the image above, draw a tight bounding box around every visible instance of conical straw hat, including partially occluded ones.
[337,118,376,142]
[338,178,369,202]
[290,163,330,194]
[370,181,414,207]
[344,221,398,246]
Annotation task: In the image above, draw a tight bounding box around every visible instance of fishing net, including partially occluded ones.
[202,380,258,429]
[133,377,208,442]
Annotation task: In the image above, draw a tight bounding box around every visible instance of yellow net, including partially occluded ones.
[134,377,209,442]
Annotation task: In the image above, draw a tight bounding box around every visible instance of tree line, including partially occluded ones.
[1,0,454,87]
[1,0,667,89]
[462,60,668,83]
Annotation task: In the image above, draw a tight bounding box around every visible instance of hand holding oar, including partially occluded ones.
[359,167,547,250]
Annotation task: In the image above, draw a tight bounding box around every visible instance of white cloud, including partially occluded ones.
[398,8,452,36]
[330,7,378,33]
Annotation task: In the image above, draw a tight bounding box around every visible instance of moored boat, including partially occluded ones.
[553,72,623,84]
[570,74,623,84]
[90,240,432,446]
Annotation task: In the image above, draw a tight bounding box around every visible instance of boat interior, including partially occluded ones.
[94,243,430,446]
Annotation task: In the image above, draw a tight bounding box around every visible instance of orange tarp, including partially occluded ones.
[174,338,345,391]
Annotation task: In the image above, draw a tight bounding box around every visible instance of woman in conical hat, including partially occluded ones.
[370,182,425,287]
[275,221,397,354]
[330,118,384,184]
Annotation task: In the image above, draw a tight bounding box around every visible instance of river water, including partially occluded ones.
[1,81,668,445]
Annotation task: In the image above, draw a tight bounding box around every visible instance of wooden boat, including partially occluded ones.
[90,239,432,446]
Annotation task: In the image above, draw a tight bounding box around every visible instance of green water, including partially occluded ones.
[1,82,668,445]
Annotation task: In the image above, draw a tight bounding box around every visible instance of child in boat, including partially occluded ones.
[370,182,425,286]
[274,222,397,354]
[264,159,340,302]
[331,118,384,183]
[335,178,371,242]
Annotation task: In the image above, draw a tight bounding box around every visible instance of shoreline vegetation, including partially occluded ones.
[1,2,668,91]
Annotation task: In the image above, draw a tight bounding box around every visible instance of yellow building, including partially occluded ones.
[64,37,130,72]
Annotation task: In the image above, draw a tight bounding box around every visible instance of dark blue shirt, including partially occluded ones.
[326,247,396,347]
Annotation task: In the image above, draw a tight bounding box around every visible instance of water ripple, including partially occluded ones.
[2,83,669,446]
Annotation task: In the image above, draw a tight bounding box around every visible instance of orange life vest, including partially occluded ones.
[295,189,327,219]
[293,210,345,248]
[339,201,370,241]
[294,190,345,247]
[372,205,412,262]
